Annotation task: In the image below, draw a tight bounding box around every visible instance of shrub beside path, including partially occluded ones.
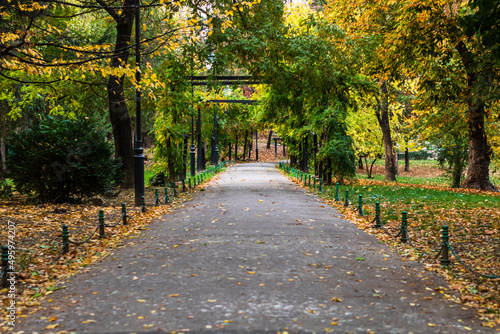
[16,163,492,333]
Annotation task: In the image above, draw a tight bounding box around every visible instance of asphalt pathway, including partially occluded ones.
[17,163,492,333]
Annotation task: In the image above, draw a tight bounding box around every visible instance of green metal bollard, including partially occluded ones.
[400,211,408,243]
[374,202,382,228]
[344,189,349,207]
[319,178,323,192]
[440,225,451,266]
[358,195,364,217]
[99,210,105,238]
[141,196,146,213]
[154,188,159,207]
[122,203,127,226]
[1,245,10,288]
[182,179,186,192]
[62,224,70,254]
[334,183,340,201]
[308,175,311,187]
[164,187,170,204]
[313,176,316,189]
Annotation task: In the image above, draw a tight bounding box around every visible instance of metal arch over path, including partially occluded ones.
[187,75,262,171]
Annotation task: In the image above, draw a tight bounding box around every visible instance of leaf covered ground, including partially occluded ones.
[0,169,224,331]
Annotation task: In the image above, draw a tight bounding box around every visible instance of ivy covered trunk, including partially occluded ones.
[376,81,397,182]
[461,102,497,191]
[106,3,135,188]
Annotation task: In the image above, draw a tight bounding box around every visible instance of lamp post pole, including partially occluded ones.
[255,131,259,161]
[213,110,219,165]
[190,117,196,177]
[134,0,145,206]
[197,107,202,171]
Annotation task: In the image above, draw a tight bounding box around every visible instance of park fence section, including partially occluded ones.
[278,161,499,281]
[1,162,230,289]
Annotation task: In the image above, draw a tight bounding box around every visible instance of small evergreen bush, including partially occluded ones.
[6,116,122,203]
[149,172,167,187]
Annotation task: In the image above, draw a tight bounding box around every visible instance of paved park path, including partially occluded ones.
[18,163,492,333]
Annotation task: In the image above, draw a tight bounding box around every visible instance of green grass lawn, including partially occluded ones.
[325,183,500,224]
[357,173,450,187]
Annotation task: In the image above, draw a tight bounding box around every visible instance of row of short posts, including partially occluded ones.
[59,200,143,256]
[335,184,452,267]
[63,164,229,256]
[1,164,234,287]
[282,163,322,192]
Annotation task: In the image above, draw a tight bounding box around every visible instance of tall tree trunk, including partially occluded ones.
[461,102,497,191]
[243,130,248,160]
[106,3,135,188]
[404,148,410,172]
[166,138,175,183]
[456,42,497,191]
[358,156,364,170]
[375,81,397,181]
[248,138,252,161]
[0,133,5,180]
[266,128,273,149]
[235,133,238,161]
[302,136,308,173]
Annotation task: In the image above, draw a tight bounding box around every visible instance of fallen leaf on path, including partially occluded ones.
[82,319,97,324]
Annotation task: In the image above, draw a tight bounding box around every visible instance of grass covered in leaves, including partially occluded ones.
[0,167,225,330]
[317,178,500,328]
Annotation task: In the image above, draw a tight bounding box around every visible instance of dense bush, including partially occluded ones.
[6,116,122,203]
[0,180,13,199]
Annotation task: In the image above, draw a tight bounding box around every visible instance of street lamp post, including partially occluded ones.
[197,107,202,172]
[213,110,219,165]
[134,0,145,206]
[190,117,196,177]
[255,131,259,161]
